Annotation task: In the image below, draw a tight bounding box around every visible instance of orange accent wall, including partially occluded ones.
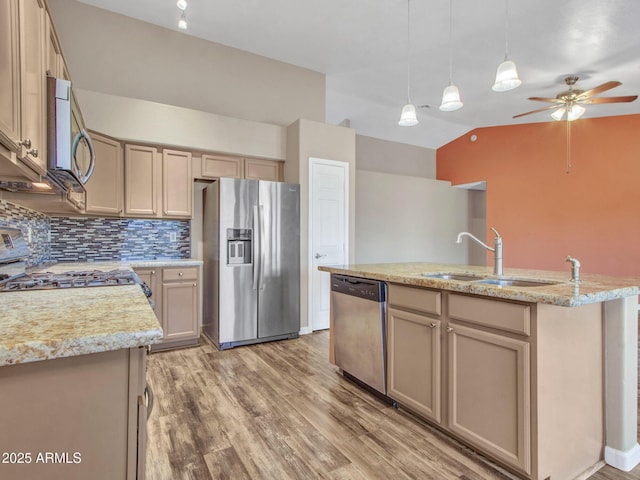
[437,114,640,277]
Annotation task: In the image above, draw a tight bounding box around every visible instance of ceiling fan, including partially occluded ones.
[513,75,638,121]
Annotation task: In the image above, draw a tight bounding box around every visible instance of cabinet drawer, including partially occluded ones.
[448,294,530,336]
[388,284,441,316]
[162,267,198,282]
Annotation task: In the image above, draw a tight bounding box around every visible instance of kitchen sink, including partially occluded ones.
[473,278,560,287]
[421,272,483,281]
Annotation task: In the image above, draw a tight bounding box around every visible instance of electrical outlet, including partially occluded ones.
[169,232,177,242]
[27,227,32,243]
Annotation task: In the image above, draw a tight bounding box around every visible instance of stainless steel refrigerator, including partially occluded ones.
[202,177,300,350]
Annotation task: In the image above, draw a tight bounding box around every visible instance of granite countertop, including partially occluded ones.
[35,259,203,273]
[0,284,162,367]
[319,262,640,307]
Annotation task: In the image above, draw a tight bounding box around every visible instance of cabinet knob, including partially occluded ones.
[446,327,454,333]
[193,283,197,287]
[28,148,38,158]
[20,138,32,149]
[164,211,168,215]
[151,270,155,275]
[179,272,183,276]
[429,323,437,328]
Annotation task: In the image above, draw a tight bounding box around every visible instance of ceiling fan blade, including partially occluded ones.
[575,81,621,100]
[528,96,565,104]
[513,104,561,119]
[580,95,638,104]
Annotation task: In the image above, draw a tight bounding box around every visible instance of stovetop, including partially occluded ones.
[0,269,152,297]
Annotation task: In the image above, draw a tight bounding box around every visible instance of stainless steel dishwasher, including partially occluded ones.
[331,274,389,398]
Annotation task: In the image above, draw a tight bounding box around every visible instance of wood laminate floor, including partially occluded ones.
[146,331,640,480]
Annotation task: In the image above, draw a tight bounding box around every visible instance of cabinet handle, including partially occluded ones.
[429,322,437,328]
[446,327,454,333]
[20,138,32,149]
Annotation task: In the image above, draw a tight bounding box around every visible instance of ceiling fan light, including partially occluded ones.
[176,0,188,10]
[492,60,522,92]
[439,84,463,111]
[567,104,586,121]
[398,103,419,126]
[550,107,566,121]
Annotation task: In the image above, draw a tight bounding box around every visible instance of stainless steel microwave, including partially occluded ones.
[47,76,95,193]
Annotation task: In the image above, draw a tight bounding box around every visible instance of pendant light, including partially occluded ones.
[177,0,188,30]
[440,0,463,111]
[492,0,521,92]
[398,0,418,126]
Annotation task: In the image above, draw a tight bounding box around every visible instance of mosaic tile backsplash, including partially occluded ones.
[0,200,50,267]
[0,200,191,265]
[49,217,190,262]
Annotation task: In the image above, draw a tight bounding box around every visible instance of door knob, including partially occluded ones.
[314,253,327,259]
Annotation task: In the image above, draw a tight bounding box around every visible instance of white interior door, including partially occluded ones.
[309,158,349,331]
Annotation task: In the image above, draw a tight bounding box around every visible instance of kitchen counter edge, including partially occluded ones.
[319,262,640,307]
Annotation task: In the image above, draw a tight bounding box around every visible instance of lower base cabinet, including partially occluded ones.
[134,266,201,351]
[387,284,604,480]
[0,347,148,480]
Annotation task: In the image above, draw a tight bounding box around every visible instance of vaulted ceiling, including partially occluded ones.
[77,0,640,149]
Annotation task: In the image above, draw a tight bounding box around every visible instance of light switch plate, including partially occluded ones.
[169,232,177,242]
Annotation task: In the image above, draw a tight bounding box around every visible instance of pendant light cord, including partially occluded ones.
[504,0,509,60]
[406,0,412,103]
[448,0,453,84]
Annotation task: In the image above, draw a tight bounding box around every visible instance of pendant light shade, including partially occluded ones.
[440,85,463,111]
[399,104,419,126]
[178,11,188,29]
[493,0,521,92]
[398,0,418,126]
[550,104,586,122]
[492,60,521,92]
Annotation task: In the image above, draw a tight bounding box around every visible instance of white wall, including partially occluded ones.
[48,0,325,128]
[355,171,469,264]
[356,135,436,178]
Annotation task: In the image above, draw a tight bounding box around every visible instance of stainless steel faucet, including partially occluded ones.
[565,255,581,283]
[456,227,503,276]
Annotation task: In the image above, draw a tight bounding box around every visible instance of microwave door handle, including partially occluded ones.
[72,129,96,184]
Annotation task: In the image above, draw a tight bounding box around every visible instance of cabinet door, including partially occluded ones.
[45,13,62,78]
[18,0,47,175]
[387,307,441,423]
[134,268,161,325]
[85,133,123,215]
[244,158,283,181]
[201,153,243,179]
[447,323,531,475]
[162,281,199,342]
[0,0,21,153]
[162,149,192,218]
[124,144,159,217]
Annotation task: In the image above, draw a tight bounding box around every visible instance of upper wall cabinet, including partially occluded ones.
[199,153,283,182]
[0,0,47,178]
[85,132,123,216]
[124,144,193,219]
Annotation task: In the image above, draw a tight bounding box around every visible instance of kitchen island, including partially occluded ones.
[0,269,162,480]
[319,262,640,480]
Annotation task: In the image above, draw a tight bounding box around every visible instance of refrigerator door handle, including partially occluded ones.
[252,205,260,290]
[259,204,266,290]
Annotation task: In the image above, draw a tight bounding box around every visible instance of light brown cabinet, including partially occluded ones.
[124,144,193,219]
[386,285,604,480]
[135,266,201,351]
[199,153,283,181]
[0,0,47,179]
[162,149,192,217]
[85,132,124,215]
[387,307,441,423]
[18,0,47,175]
[0,347,148,480]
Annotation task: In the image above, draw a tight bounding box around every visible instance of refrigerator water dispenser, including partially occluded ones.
[227,228,252,265]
